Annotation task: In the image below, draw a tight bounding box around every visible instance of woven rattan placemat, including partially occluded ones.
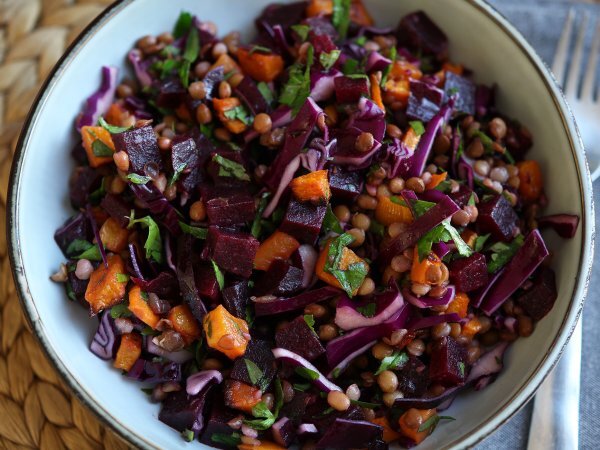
[0,1,132,448]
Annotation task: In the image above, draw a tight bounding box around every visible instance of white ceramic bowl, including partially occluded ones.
[7,0,594,448]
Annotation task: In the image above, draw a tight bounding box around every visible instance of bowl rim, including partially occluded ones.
[6,0,594,449]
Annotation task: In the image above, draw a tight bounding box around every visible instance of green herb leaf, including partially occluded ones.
[487,234,524,273]
[350,400,382,408]
[468,193,476,206]
[153,58,181,79]
[210,432,242,447]
[110,303,131,319]
[342,58,360,75]
[251,192,270,238]
[458,361,465,378]
[409,120,426,136]
[66,239,93,256]
[332,0,352,39]
[126,173,151,185]
[244,359,264,386]
[474,233,490,252]
[504,148,516,164]
[369,219,385,238]
[91,139,113,157]
[293,382,311,392]
[448,87,459,96]
[211,260,225,290]
[319,50,341,71]
[76,244,103,261]
[440,221,473,258]
[200,123,214,139]
[249,45,272,55]
[223,105,253,125]
[355,36,367,46]
[98,116,132,134]
[375,351,409,375]
[324,233,368,297]
[303,314,316,334]
[243,380,283,432]
[322,204,344,234]
[291,24,310,41]
[181,429,194,442]
[173,11,193,38]
[381,46,397,86]
[180,26,200,88]
[295,366,320,381]
[141,326,160,336]
[356,302,376,318]
[418,415,455,433]
[169,163,187,186]
[212,154,251,181]
[116,273,129,283]
[390,197,435,218]
[257,82,274,104]
[179,222,208,239]
[128,215,163,263]
[279,45,314,115]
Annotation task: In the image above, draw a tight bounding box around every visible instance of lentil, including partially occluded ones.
[215,127,232,142]
[490,166,509,183]
[357,194,378,210]
[431,322,451,340]
[355,132,375,153]
[389,177,405,193]
[304,303,327,319]
[113,151,130,172]
[474,160,491,177]
[212,42,228,58]
[327,391,351,412]
[358,277,375,296]
[411,282,431,296]
[347,228,365,247]
[432,134,451,154]
[189,200,206,222]
[218,81,232,98]
[318,324,338,341]
[466,138,485,158]
[188,81,206,100]
[386,123,402,139]
[407,338,425,356]
[372,342,393,360]
[333,205,351,223]
[194,61,211,78]
[346,384,361,401]
[196,104,212,124]
[489,117,507,139]
[382,391,403,408]
[377,370,399,393]
[517,315,533,337]
[391,255,411,273]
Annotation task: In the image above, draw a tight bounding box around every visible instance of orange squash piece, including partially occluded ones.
[410,247,443,285]
[460,229,478,249]
[168,304,202,345]
[210,53,241,75]
[81,126,115,168]
[315,241,369,295]
[446,292,470,319]
[350,0,374,26]
[442,62,464,75]
[403,127,421,152]
[238,441,286,450]
[290,170,331,204]
[517,160,543,202]
[85,254,127,315]
[128,285,160,329]
[203,305,250,359]
[426,172,447,190]
[105,103,130,127]
[224,380,262,413]
[384,60,423,105]
[462,317,483,339]
[114,332,142,372]
[306,0,333,17]
[370,73,385,110]
[371,416,402,443]
[375,196,413,226]
[254,231,300,271]
[99,217,129,253]
[237,48,285,82]
[212,97,248,134]
[398,409,437,445]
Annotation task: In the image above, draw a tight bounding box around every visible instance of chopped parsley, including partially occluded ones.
[487,234,524,273]
[291,24,310,41]
[474,233,490,252]
[126,173,151,185]
[173,11,193,38]
[212,154,251,181]
[356,302,376,318]
[210,432,242,447]
[375,351,409,375]
[416,219,473,262]
[322,204,344,234]
[332,0,352,39]
[98,116,132,134]
[303,314,316,334]
[128,213,163,263]
[116,273,129,283]
[418,415,456,433]
[381,46,397,86]
[110,303,131,319]
[320,50,341,71]
[91,139,113,157]
[169,163,187,186]
[257,81,275,104]
[244,359,264,386]
[179,25,200,88]
[324,233,368,297]
[409,120,426,136]
[223,105,253,125]
[295,366,320,381]
[179,222,208,239]
[243,379,283,430]
[279,45,314,114]
[249,45,272,55]
[211,260,225,290]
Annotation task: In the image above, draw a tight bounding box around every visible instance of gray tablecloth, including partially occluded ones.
[475,1,599,449]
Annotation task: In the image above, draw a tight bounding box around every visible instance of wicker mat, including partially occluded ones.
[0,1,132,449]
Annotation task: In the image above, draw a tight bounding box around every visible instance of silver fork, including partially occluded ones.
[526,9,595,450]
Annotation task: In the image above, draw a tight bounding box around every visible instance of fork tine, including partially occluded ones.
[565,14,590,98]
[553,9,576,83]
[581,21,600,100]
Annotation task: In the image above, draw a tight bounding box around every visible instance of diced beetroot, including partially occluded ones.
[253,259,304,297]
[171,132,215,193]
[305,402,364,433]
[206,194,256,226]
[516,266,557,320]
[477,194,518,242]
[176,235,208,321]
[112,125,162,174]
[280,198,327,244]
[131,272,178,298]
[199,404,240,449]
[158,387,213,436]
[449,252,488,292]
[195,262,221,304]
[101,194,131,228]
[397,11,448,59]
[334,76,370,104]
[234,76,270,115]
[67,266,89,305]
[69,166,102,208]
[275,316,325,362]
[155,78,187,108]
[310,31,337,56]
[206,151,248,187]
[54,213,92,257]
[230,339,277,389]
[280,392,316,425]
[397,356,429,397]
[328,167,363,201]
[429,336,467,387]
[222,281,249,319]
[315,418,383,449]
[272,417,296,448]
[203,227,259,278]
[448,184,474,208]
[444,72,476,115]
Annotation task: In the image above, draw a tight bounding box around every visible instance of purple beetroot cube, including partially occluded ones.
[449,252,488,292]
[477,194,518,242]
[275,316,325,362]
[230,339,277,389]
[272,417,297,448]
[397,356,429,397]
[54,213,92,257]
[199,404,240,449]
[429,336,467,387]
[396,11,448,59]
[206,194,256,226]
[70,166,102,208]
[155,78,187,108]
[101,194,131,228]
[448,184,474,208]
[328,168,363,201]
[516,266,557,320]
[195,262,221,304]
[280,198,327,244]
[221,280,249,319]
[112,125,162,175]
[159,387,213,435]
[204,227,259,278]
[334,76,370,103]
[253,259,304,297]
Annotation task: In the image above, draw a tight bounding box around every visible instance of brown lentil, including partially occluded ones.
[109,176,127,195]
[158,137,172,151]
[372,342,393,360]
[402,408,424,429]
[386,123,402,139]
[382,392,403,408]
[391,255,411,273]
[389,177,405,193]
[282,381,295,403]
[388,222,407,238]
[304,303,327,319]
[426,264,443,285]
[360,371,376,387]
[254,164,267,180]
[261,393,275,410]
[431,322,451,340]
[407,338,425,356]
[433,134,451,154]
[478,316,492,334]
[345,384,361,401]
[215,127,232,142]
[449,323,462,338]
[377,184,391,197]
[377,370,399,393]
[451,209,471,227]
[189,200,206,222]
[351,213,371,231]
[229,73,244,88]
[467,345,482,364]
[116,83,133,99]
[347,228,365,247]
[212,42,228,58]
[137,35,157,51]
[405,177,425,193]
[253,113,273,134]
[333,205,351,223]
[466,138,485,158]
[188,81,206,100]
[194,61,211,78]
[318,324,338,341]
[429,285,448,298]
[358,277,375,296]
[196,104,212,124]
[517,315,533,337]
[411,282,431,297]
[113,151,130,172]
[218,81,232,98]
[466,121,481,138]
[382,267,401,285]
[260,127,286,147]
[327,391,351,412]
[489,117,507,139]
[490,166,509,183]
[474,160,491,177]
[355,132,375,153]
[357,194,378,210]
[223,31,241,53]
[420,171,432,186]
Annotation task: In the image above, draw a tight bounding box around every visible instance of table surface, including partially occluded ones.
[478,2,600,449]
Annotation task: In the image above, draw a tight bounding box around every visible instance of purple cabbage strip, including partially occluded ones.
[349,97,386,142]
[407,313,462,330]
[433,241,450,259]
[86,204,108,268]
[403,286,456,309]
[129,184,181,235]
[127,359,181,384]
[381,138,414,178]
[310,70,342,102]
[253,286,342,317]
[272,348,342,392]
[89,312,117,360]
[186,370,223,395]
[537,214,580,239]
[326,340,376,379]
[394,385,463,409]
[128,50,152,89]
[76,66,118,131]
[128,243,146,280]
[366,51,391,73]
[472,268,504,308]
[334,287,405,330]
[466,342,510,387]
